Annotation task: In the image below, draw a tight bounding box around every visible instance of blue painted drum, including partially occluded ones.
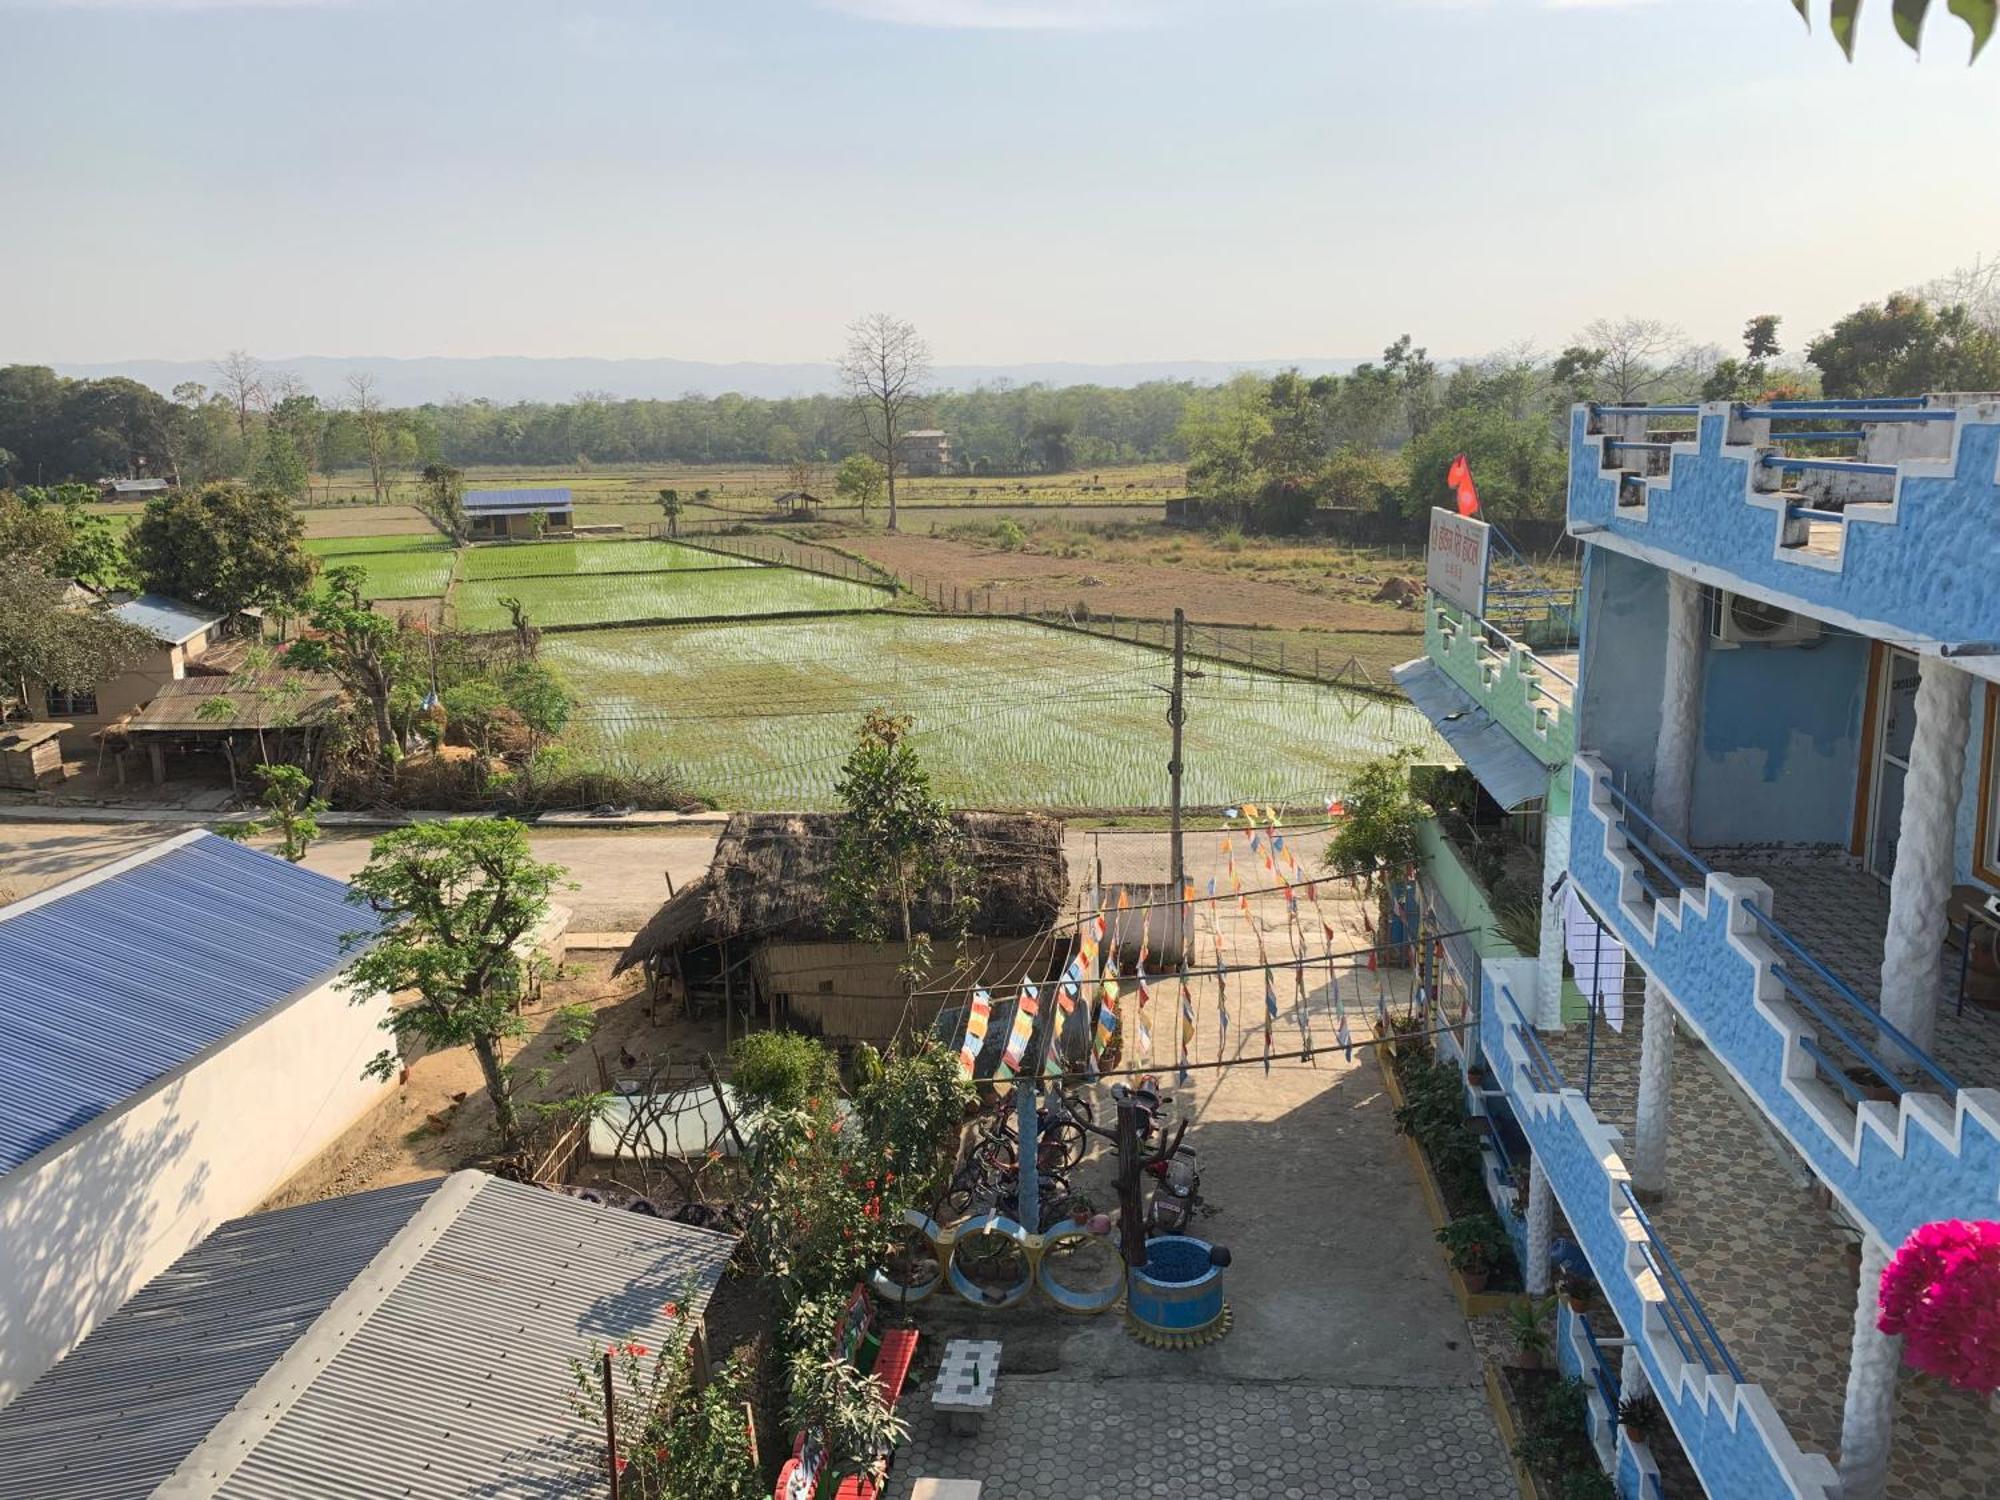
[1126,1235,1226,1335]
[945,1213,1036,1309]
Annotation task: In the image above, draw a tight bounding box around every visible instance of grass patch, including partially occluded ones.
[453,568,888,631]
[460,539,757,580]
[542,614,1442,809]
[306,533,449,558]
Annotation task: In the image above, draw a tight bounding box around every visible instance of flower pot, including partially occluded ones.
[1460,1268,1490,1293]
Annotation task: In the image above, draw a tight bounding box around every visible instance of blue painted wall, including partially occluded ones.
[1578,548,1667,803]
[1568,406,2000,651]
[1955,683,1997,892]
[1691,631,1869,848]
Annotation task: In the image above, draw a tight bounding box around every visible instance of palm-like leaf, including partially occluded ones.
[1790,0,1996,57]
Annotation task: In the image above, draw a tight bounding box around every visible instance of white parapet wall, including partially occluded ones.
[0,972,393,1405]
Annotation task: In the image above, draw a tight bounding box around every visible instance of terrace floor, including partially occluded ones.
[1542,860,2000,1498]
[1535,649,1579,710]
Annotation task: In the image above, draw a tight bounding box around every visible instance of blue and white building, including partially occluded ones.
[1401,397,2000,1499]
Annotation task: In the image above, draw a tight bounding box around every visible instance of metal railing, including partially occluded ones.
[1741,405,1954,424]
[1578,1312,1623,1415]
[1617,1181,1744,1383]
[1436,598,1578,715]
[1499,981,1565,1094]
[1597,779,1960,1101]
[1758,454,1898,478]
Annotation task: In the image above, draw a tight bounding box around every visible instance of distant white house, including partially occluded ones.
[896,429,953,476]
[0,832,393,1405]
[463,486,575,540]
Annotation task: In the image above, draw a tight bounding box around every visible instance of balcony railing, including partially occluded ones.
[1597,779,1959,1102]
[1617,1182,1744,1384]
[1578,1312,1623,1415]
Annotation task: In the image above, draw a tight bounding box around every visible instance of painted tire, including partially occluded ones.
[1034,1218,1125,1314]
[945,1212,1036,1309]
[868,1208,947,1306]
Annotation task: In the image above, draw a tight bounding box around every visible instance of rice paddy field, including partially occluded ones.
[453,566,889,632]
[542,615,1442,810]
[302,534,457,600]
[459,539,756,581]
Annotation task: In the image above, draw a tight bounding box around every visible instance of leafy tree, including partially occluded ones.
[825,709,971,953]
[1403,405,1566,520]
[833,453,885,519]
[415,462,470,543]
[1178,373,1272,499]
[655,486,681,536]
[341,819,572,1147]
[1327,750,1431,939]
[838,313,931,533]
[1702,314,1792,402]
[218,762,327,862]
[252,428,310,502]
[729,1030,841,1112]
[0,556,155,712]
[1,485,131,590]
[1806,292,2000,397]
[442,678,508,757]
[1788,0,1994,60]
[1256,369,1334,480]
[500,659,571,754]
[1321,444,1407,516]
[126,482,316,612]
[284,566,407,759]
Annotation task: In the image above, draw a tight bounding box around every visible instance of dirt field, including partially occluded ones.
[826,529,1427,635]
[260,953,726,1209]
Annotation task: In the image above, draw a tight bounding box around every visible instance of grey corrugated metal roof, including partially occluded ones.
[0,831,372,1177]
[0,1182,436,1497]
[112,594,227,645]
[1390,657,1551,812]
[0,1173,737,1498]
[463,487,573,514]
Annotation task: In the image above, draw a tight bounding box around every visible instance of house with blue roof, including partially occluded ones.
[0,831,391,1406]
[30,591,229,754]
[463,486,574,540]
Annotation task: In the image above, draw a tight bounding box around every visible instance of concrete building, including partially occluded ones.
[0,1171,738,1496]
[1394,396,2000,1499]
[31,593,227,753]
[463,486,575,539]
[0,832,393,1406]
[896,428,953,476]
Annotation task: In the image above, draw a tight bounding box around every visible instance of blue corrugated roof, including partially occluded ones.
[462,486,573,513]
[0,832,373,1177]
[111,593,226,644]
[1391,657,1553,811]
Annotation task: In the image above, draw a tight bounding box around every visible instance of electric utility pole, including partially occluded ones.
[1168,607,1187,913]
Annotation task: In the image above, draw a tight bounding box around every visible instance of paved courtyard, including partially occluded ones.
[884,835,1513,1500]
[887,1378,1509,1499]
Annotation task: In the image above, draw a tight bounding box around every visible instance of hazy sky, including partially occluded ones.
[7,0,1999,368]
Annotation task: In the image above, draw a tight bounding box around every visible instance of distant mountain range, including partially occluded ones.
[45,354,1373,406]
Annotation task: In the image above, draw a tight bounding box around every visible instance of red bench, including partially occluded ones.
[772,1287,921,1500]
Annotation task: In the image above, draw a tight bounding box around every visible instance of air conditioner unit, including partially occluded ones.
[1712,591,1823,648]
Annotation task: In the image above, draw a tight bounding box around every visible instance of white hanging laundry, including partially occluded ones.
[1564,885,1626,1032]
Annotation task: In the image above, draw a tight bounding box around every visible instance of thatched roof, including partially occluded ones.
[615,811,1067,974]
[120,672,346,733]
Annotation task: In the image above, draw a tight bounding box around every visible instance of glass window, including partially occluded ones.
[45,685,98,717]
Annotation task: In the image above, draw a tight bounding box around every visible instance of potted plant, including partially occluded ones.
[1617,1392,1663,1447]
[1559,1472,1618,1500]
[1558,1267,1598,1313]
[1506,1294,1556,1370]
[1436,1212,1503,1292]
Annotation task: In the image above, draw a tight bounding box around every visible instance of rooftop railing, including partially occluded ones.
[1599,779,1960,1101]
[1438,598,1578,713]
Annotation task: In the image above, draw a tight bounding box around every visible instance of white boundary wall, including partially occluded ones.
[0,972,392,1405]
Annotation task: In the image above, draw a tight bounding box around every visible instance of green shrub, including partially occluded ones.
[729,1031,840,1111]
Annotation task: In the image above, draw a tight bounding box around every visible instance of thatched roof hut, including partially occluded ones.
[616,811,1068,978]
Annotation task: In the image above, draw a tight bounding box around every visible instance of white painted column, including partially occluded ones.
[1525,1158,1554,1294]
[1655,572,1705,845]
[1620,1344,1650,1400]
[1537,809,1570,1029]
[1838,1235,1902,1500]
[1879,655,1973,1058]
[1630,977,1675,1200]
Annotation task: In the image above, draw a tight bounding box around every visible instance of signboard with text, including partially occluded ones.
[1427,507,1491,617]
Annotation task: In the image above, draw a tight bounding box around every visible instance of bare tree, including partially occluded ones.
[838,314,931,533]
[346,372,391,505]
[1917,253,2000,330]
[1576,318,1693,405]
[214,350,268,442]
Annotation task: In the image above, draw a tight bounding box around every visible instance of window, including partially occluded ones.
[1978,685,2000,889]
[44,685,98,717]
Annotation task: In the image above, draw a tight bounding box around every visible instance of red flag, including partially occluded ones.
[1446,452,1480,517]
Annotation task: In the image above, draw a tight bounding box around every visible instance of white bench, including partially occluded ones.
[929,1338,1001,1437]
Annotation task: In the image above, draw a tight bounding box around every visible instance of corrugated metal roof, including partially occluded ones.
[0,1182,435,1497]
[0,832,371,1177]
[1390,657,1551,812]
[122,672,346,732]
[463,487,574,513]
[0,1173,737,1499]
[112,594,227,645]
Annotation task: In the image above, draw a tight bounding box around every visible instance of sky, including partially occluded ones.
[6,0,2000,372]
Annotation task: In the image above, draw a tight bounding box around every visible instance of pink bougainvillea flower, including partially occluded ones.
[1879,1219,2000,1392]
[654,1446,669,1462]
[614,1457,629,1474]
[663,1301,680,1319]
[623,1342,649,1358]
